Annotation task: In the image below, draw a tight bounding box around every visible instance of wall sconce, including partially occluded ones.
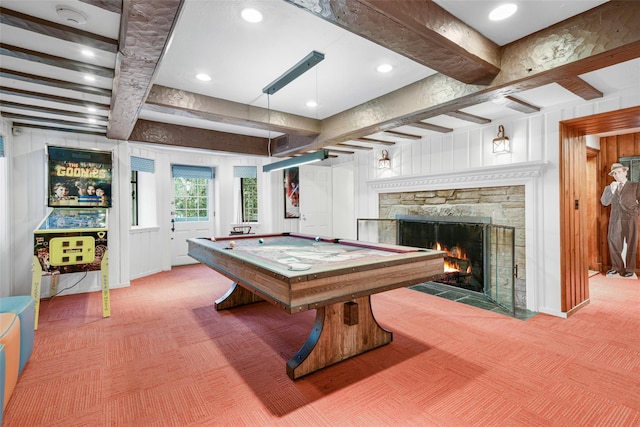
[378,149,391,169]
[492,125,510,153]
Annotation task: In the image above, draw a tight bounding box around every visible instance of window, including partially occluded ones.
[130,156,156,227]
[234,166,258,222]
[172,165,213,222]
[620,156,640,182]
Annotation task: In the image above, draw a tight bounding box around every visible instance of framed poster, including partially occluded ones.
[284,167,300,218]
[47,146,113,208]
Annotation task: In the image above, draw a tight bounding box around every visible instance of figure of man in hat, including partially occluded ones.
[600,162,640,278]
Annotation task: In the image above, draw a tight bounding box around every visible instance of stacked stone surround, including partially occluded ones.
[379,185,526,309]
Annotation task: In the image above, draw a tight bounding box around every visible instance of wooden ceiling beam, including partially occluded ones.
[326,148,356,155]
[287,0,500,85]
[355,137,395,145]
[107,0,185,140]
[129,119,270,156]
[406,122,453,133]
[556,76,603,100]
[11,123,106,136]
[0,6,118,53]
[336,143,374,150]
[144,85,320,138]
[0,43,115,78]
[0,86,110,109]
[383,130,422,140]
[504,96,541,114]
[0,68,112,97]
[1,112,107,131]
[0,101,108,120]
[445,110,491,124]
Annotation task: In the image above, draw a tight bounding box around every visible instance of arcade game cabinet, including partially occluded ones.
[31,146,113,329]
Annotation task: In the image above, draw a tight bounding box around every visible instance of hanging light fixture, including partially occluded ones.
[492,125,510,153]
[378,149,391,169]
[262,51,325,95]
[262,50,327,172]
[262,150,329,173]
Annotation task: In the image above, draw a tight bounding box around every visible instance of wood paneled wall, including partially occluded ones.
[559,124,589,313]
[598,131,640,274]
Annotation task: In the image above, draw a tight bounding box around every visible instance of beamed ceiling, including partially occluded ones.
[1,0,639,158]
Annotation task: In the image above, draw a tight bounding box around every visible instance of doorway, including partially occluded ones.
[586,147,601,272]
[559,105,640,314]
[170,165,215,266]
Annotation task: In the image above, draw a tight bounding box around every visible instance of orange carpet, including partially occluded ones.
[5,265,640,426]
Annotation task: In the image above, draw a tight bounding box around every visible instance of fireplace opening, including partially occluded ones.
[397,216,489,293]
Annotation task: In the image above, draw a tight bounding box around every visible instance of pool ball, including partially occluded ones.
[315,236,321,242]
[258,238,264,244]
[229,241,236,248]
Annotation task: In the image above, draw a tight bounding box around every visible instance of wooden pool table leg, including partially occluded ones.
[215,282,264,310]
[286,295,392,380]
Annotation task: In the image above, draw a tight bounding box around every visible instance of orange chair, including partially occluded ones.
[0,313,20,411]
[0,296,34,374]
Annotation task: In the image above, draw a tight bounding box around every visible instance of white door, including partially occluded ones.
[170,170,214,266]
[299,164,332,236]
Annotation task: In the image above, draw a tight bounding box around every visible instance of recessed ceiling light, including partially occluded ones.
[241,8,263,23]
[376,64,393,73]
[306,100,318,108]
[489,4,518,21]
[196,73,211,81]
[84,74,96,82]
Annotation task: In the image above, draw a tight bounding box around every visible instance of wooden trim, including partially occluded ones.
[566,298,590,317]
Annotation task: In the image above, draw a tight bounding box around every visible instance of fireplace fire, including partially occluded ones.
[435,242,476,287]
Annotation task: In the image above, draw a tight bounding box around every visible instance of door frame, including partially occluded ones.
[559,106,640,314]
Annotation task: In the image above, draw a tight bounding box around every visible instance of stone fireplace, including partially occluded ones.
[379,185,526,309]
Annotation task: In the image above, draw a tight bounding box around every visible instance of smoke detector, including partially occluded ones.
[56,5,87,25]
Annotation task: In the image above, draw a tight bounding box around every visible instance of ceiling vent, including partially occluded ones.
[56,5,87,25]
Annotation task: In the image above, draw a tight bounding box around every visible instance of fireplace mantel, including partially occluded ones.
[367,161,547,192]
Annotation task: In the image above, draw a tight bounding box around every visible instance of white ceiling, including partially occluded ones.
[1,0,638,147]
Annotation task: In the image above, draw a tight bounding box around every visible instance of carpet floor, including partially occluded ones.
[4,265,639,426]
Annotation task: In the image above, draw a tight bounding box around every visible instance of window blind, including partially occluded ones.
[233,165,257,178]
[171,165,214,179]
[130,156,155,173]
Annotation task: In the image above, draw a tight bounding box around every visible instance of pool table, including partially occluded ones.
[187,232,445,379]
